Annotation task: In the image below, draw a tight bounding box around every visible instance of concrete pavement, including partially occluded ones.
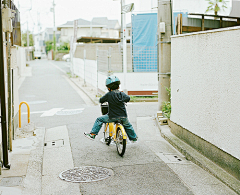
[0,60,238,195]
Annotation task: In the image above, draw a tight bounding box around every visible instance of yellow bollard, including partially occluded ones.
[19,101,30,128]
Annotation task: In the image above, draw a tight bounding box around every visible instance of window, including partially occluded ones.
[128,30,131,37]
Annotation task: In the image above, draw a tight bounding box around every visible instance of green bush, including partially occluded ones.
[162,87,171,118]
[162,101,171,118]
[57,41,70,51]
[57,50,70,53]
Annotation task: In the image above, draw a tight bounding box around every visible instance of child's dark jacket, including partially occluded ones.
[99,89,130,119]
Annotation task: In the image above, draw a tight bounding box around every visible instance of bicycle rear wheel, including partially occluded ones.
[104,124,112,146]
[116,127,126,157]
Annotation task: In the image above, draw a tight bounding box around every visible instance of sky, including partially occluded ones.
[15,0,232,34]
[15,0,156,33]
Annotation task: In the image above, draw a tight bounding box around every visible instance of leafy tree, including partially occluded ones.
[57,41,70,51]
[45,40,54,53]
[206,0,228,15]
[21,31,34,47]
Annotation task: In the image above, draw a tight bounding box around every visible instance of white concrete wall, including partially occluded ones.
[171,26,240,160]
[114,72,158,92]
[16,46,27,77]
[73,57,158,94]
[14,46,31,117]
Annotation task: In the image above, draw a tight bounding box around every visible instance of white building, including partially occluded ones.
[57,17,120,43]
[33,28,61,58]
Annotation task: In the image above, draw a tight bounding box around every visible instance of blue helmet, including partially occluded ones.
[105,75,120,88]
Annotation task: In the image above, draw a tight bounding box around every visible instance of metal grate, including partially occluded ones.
[132,46,158,72]
[44,139,64,147]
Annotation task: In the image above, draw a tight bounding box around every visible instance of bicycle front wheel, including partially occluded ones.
[116,127,126,157]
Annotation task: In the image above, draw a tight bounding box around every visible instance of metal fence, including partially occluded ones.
[96,45,158,73]
[97,47,124,75]
[73,43,158,90]
[132,46,158,72]
[97,49,108,74]
[73,43,159,96]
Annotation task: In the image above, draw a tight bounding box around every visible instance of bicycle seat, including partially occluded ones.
[113,117,126,125]
[114,120,121,124]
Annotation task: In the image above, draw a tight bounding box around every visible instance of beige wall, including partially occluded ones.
[171,26,240,160]
[74,43,132,72]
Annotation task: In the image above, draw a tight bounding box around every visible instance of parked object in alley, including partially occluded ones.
[62,54,70,61]
[34,51,41,59]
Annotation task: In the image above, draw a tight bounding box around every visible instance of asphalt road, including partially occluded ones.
[19,59,193,194]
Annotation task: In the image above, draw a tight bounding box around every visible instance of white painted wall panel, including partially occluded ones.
[171,26,240,160]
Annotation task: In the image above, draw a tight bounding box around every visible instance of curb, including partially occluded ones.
[22,127,46,195]
[69,78,99,105]
[156,119,240,195]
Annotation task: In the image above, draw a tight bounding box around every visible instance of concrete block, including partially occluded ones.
[157,111,163,118]
[159,118,168,125]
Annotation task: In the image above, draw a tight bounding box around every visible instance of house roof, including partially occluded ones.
[126,23,131,28]
[92,17,119,29]
[57,17,120,29]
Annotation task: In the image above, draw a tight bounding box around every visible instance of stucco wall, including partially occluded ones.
[171,26,240,160]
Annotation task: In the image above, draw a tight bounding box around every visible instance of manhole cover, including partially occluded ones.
[59,166,113,183]
[56,108,84,116]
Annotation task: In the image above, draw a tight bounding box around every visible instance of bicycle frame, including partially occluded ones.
[101,103,127,156]
[105,122,127,141]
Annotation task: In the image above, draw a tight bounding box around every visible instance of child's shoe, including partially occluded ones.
[84,132,96,140]
[131,136,138,143]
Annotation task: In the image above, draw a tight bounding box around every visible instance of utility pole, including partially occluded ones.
[158,0,172,110]
[37,12,40,53]
[120,1,134,93]
[53,0,56,60]
[121,0,127,93]
[3,0,13,151]
[0,0,11,169]
[27,15,29,61]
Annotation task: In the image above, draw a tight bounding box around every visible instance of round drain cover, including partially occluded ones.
[59,166,113,183]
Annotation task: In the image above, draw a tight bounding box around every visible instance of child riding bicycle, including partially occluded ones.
[84,75,138,142]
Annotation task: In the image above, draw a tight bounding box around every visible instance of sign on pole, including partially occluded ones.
[71,20,78,76]
[73,19,78,43]
[122,3,134,14]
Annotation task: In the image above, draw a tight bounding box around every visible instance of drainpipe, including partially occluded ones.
[0,0,10,169]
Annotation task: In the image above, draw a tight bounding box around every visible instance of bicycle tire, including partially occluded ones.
[116,127,126,157]
[104,124,112,146]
